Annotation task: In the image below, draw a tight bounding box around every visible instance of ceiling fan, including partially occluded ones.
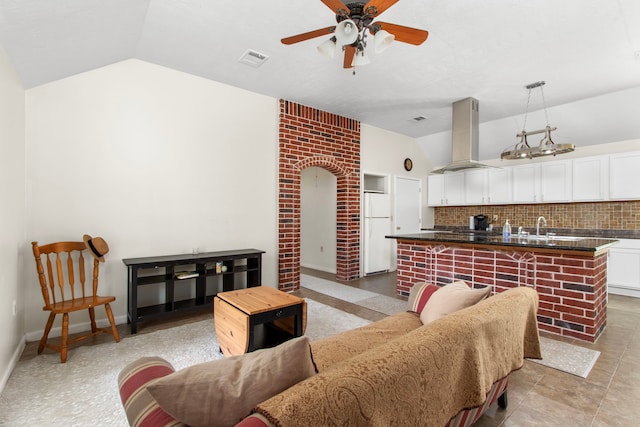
[281,0,429,69]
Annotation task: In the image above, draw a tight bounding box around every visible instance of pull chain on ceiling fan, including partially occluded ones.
[281,0,429,72]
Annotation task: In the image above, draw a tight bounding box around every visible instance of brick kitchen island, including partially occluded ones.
[387,231,618,343]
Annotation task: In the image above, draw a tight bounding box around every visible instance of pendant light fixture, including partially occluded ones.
[501,81,575,160]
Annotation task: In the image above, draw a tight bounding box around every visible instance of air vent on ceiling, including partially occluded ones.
[410,115,428,122]
[238,49,269,68]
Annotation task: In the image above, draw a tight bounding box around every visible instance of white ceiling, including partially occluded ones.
[1,0,640,139]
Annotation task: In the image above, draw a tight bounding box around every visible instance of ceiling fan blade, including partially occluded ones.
[343,45,356,68]
[375,22,429,45]
[362,0,399,17]
[320,0,350,15]
[281,26,336,45]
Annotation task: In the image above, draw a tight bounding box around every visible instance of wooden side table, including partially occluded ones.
[214,286,306,357]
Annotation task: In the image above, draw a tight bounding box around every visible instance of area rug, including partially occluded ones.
[301,273,407,315]
[0,298,371,427]
[528,336,601,378]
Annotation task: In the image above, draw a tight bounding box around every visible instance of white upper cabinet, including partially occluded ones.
[427,151,638,207]
[444,173,465,205]
[464,169,488,205]
[572,156,609,201]
[511,164,539,203]
[609,152,640,200]
[511,161,572,203]
[427,174,445,206]
[427,173,465,206]
[487,167,511,204]
[539,160,572,202]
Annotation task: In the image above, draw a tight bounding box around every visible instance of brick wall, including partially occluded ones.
[397,242,607,342]
[278,100,360,292]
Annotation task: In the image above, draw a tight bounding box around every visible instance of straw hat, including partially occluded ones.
[83,234,109,262]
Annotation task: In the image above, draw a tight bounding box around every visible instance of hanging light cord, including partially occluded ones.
[522,87,532,132]
[540,83,550,127]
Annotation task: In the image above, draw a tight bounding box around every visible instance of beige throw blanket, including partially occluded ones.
[255,287,541,427]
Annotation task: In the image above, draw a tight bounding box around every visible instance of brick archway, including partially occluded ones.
[278,100,361,292]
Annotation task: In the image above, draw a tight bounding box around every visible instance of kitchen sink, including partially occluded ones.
[521,235,585,242]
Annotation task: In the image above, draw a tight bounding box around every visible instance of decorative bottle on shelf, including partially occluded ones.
[502,220,511,240]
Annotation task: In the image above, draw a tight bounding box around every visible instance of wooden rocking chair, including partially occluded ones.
[31,240,120,363]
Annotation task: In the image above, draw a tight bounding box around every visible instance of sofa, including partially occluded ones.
[118,284,541,427]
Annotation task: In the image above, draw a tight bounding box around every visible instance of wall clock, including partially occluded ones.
[404,158,413,171]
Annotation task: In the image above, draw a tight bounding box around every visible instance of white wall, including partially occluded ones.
[0,45,26,390]
[360,125,432,260]
[418,86,640,168]
[23,59,279,338]
[300,167,337,273]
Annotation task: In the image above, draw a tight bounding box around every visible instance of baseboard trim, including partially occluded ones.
[301,263,336,274]
[0,334,26,395]
[24,314,128,342]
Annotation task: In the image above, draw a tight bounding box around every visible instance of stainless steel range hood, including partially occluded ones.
[430,97,495,174]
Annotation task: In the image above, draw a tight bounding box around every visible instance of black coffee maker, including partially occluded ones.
[474,215,488,231]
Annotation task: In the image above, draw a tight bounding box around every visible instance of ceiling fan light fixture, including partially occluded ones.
[317,37,337,59]
[281,1,429,71]
[351,49,371,67]
[335,19,359,45]
[373,29,394,53]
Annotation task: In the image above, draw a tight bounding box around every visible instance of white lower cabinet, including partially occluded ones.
[608,239,640,297]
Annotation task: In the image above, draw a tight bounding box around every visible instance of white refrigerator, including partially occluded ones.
[363,192,391,274]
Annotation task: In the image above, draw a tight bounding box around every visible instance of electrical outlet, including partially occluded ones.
[12,300,17,316]
[492,214,498,223]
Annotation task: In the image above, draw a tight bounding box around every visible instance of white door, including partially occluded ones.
[395,176,422,234]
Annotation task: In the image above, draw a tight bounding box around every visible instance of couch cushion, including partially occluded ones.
[310,311,422,372]
[407,282,440,313]
[146,336,316,427]
[420,280,491,324]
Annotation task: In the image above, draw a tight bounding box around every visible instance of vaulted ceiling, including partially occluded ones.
[1,0,639,139]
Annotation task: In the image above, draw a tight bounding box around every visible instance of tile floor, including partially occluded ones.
[19,268,640,426]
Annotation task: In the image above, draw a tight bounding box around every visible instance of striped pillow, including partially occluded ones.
[407,282,440,314]
[118,356,184,427]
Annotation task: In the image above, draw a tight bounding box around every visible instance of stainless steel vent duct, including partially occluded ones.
[431,97,495,174]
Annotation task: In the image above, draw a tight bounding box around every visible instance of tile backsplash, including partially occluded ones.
[434,201,640,231]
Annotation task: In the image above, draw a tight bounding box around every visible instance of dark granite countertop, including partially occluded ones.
[387,230,619,253]
[430,226,640,240]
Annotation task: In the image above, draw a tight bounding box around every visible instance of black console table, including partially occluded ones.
[123,249,264,333]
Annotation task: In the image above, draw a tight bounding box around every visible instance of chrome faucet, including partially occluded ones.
[536,216,547,237]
